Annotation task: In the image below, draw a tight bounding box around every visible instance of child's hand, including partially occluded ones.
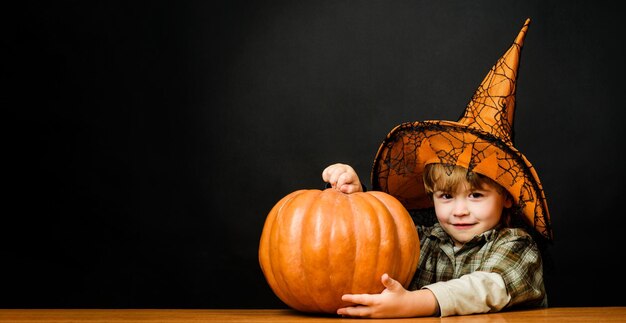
[337,274,438,318]
[321,163,362,193]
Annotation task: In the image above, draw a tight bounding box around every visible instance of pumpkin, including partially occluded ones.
[258,188,420,314]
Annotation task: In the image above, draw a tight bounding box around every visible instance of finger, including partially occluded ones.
[381,273,402,291]
[323,171,337,188]
[327,172,339,188]
[336,173,351,190]
[341,183,361,194]
[339,184,352,194]
[321,165,335,182]
[341,293,372,305]
[330,170,348,189]
[337,305,371,318]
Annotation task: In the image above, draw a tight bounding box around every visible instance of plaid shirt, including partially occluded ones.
[410,222,547,309]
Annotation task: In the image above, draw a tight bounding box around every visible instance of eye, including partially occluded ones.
[435,192,453,200]
[469,192,484,199]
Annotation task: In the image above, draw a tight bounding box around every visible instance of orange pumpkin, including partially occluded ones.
[258,188,420,314]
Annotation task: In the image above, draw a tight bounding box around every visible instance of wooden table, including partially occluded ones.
[1,307,625,322]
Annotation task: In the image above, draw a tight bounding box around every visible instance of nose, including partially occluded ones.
[453,199,469,217]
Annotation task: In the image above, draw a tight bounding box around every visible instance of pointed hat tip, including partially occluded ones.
[514,18,531,46]
[459,18,532,141]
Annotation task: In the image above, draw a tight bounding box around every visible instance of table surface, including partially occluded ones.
[1,307,625,322]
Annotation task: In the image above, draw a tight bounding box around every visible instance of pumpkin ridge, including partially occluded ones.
[369,194,403,288]
[346,193,367,296]
[346,193,359,299]
[300,189,336,312]
[350,193,382,295]
[277,190,320,312]
[367,191,420,288]
[261,190,307,307]
[368,192,400,288]
[315,189,337,312]
[328,190,354,311]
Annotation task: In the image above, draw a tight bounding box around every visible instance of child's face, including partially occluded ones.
[433,182,512,248]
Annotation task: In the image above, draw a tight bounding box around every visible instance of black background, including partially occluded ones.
[4,1,625,308]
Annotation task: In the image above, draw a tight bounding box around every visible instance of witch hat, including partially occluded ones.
[371,18,552,240]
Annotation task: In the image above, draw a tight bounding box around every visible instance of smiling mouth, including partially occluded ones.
[453,223,475,229]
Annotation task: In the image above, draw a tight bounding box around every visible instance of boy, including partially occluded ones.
[321,19,552,318]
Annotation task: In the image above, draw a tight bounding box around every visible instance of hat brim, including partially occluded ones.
[371,120,552,240]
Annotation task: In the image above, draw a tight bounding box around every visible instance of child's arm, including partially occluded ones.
[478,232,546,308]
[321,163,363,193]
[337,274,439,318]
[423,271,510,316]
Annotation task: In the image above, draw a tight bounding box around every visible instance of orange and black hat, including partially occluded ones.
[371,19,552,240]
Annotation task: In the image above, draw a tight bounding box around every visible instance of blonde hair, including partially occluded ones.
[423,164,507,195]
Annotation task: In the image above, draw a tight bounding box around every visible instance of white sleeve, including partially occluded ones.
[423,271,511,317]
